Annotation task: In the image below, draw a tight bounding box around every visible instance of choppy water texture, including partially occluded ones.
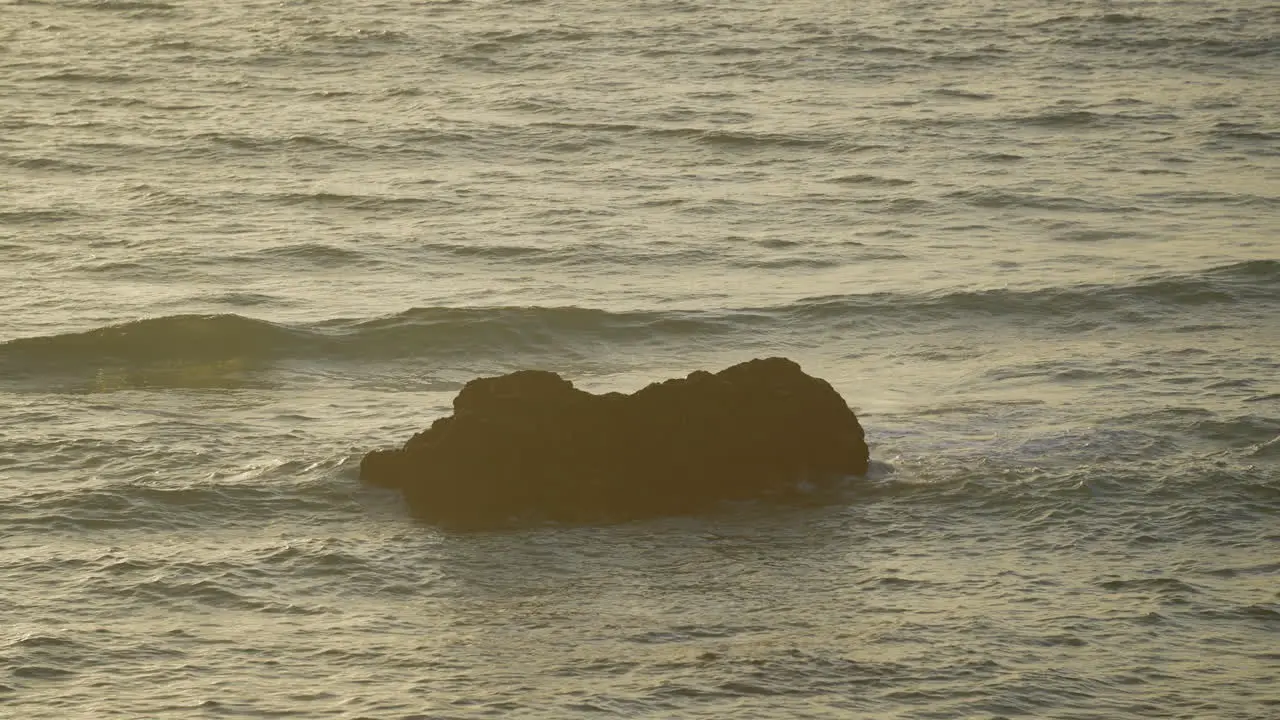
[2,0,1278,717]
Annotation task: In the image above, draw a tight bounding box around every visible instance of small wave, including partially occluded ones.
[1251,435,1280,459]
[4,459,359,531]
[944,188,1106,211]
[1205,122,1279,151]
[189,132,355,153]
[0,308,728,385]
[1201,37,1279,59]
[1189,415,1280,448]
[338,306,726,354]
[651,127,831,149]
[35,70,141,84]
[975,152,1024,162]
[0,209,82,223]
[1215,258,1279,280]
[826,174,915,187]
[528,121,641,133]
[203,292,284,307]
[0,314,305,370]
[301,29,411,47]
[1149,190,1277,208]
[11,665,76,679]
[121,576,326,614]
[868,575,937,588]
[12,635,63,650]
[730,256,841,270]
[864,45,913,56]
[1098,577,1199,594]
[1031,15,1080,28]
[474,27,594,45]
[1052,229,1143,243]
[78,0,175,9]
[1,155,100,172]
[784,259,1278,325]
[931,88,995,101]
[1098,13,1149,25]
[1,261,1271,385]
[1010,109,1103,128]
[929,49,1006,64]
[421,241,547,260]
[1196,604,1280,623]
[247,242,379,267]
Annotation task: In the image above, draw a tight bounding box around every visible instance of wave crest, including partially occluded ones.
[2,260,1272,385]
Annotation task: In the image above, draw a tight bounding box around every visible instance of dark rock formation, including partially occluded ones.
[361,357,869,529]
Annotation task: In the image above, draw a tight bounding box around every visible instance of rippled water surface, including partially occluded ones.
[2,0,1278,717]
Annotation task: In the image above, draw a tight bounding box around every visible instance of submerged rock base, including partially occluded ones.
[361,357,869,529]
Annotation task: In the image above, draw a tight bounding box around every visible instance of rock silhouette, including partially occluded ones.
[361,357,869,529]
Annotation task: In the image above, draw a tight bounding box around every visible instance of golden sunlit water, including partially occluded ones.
[2,0,1277,717]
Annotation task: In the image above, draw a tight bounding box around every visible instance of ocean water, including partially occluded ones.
[2,0,1278,717]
